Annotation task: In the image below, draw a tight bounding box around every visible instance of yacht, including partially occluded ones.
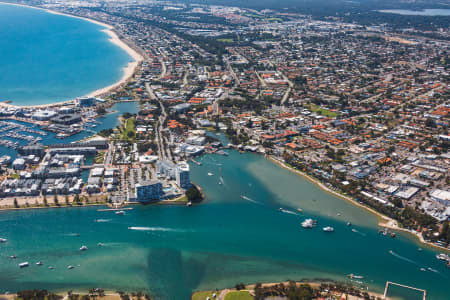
[19,262,29,268]
[436,253,449,261]
[323,226,334,232]
[36,261,43,266]
[0,237,7,243]
[115,210,125,215]
[80,245,88,251]
[301,219,314,229]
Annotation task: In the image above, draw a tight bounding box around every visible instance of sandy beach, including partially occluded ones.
[0,2,144,108]
[267,155,450,253]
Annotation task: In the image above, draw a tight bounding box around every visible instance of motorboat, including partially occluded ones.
[323,226,334,232]
[207,172,214,176]
[297,208,303,212]
[80,245,88,251]
[0,238,7,243]
[347,222,352,226]
[97,243,104,247]
[48,266,55,270]
[36,261,43,266]
[436,253,449,261]
[347,274,364,279]
[420,268,426,272]
[9,255,17,259]
[115,210,125,215]
[301,219,314,229]
[19,262,29,268]
[67,265,74,270]
[186,201,192,207]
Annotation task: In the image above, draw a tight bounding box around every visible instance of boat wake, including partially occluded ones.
[280,208,301,216]
[389,250,421,266]
[240,195,262,205]
[351,228,367,236]
[128,226,185,233]
[64,233,80,237]
[219,177,225,185]
[95,219,112,223]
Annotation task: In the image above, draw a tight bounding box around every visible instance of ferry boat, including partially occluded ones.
[80,245,88,251]
[323,226,334,232]
[19,262,29,268]
[301,219,314,229]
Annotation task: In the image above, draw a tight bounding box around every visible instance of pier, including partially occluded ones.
[383,281,426,300]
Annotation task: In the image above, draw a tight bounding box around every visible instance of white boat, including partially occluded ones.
[97,243,104,246]
[351,228,357,233]
[323,226,334,232]
[186,201,192,207]
[19,262,29,268]
[347,222,352,226]
[48,266,55,270]
[301,219,314,229]
[67,265,74,270]
[36,261,43,266]
[115,210,125,215]
[347,274,364,279]
[9,255,17,259]
[0,238,7,243]
[80,245,88,251]
[207,172,214,176]
[420,268,426,272]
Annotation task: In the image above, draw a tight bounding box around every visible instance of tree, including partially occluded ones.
[13,198,18,208]
[186,185,203,203]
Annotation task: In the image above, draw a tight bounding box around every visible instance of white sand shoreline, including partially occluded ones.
[0,1,144,108]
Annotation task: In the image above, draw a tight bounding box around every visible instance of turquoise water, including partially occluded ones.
[0,3,132,105]
[378,9,450,16]
[0,142,448,299]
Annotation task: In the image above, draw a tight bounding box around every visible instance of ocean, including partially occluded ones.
[0,138,448,299]
[0,3,133,105]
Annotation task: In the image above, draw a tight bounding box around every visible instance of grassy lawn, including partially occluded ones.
[224,291,253,300]
[95,152,105,164]
[120,117,136,142]
[192,291,215,300]
[218,38,234,43]
[306,104,338,118]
